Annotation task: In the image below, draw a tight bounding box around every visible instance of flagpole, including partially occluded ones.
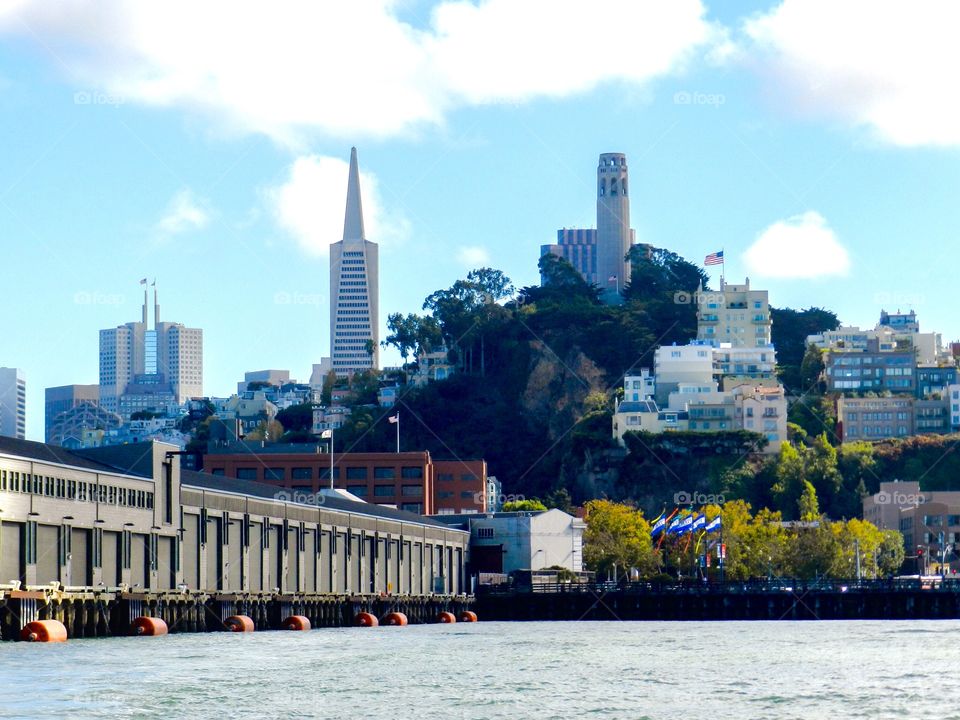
[329,432,334,490]
[396,411,400,453]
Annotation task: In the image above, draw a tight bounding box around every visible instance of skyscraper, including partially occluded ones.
[541,152,635,303]
[99,284,203,416]
[329,147,379,375]
[0,367,26,439]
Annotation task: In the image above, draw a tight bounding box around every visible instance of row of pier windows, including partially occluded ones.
[0,468,154,510]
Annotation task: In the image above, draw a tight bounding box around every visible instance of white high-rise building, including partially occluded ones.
[330,148,379,376]
[0,367,26,439]
[99,284,203,415]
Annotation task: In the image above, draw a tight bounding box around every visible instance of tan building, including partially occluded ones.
[697,277,771,348]
[837,396,951,442]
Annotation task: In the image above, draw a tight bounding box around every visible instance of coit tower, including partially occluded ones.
[595,153,633,303]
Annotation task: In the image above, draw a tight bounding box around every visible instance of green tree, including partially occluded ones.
[878,529,906,576]
[798,480,819,521]
[276,402,314,433]
[502,499,547,512]
[583,500,659,577]
[544,488,574,514]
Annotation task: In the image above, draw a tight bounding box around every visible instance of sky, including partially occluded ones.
[1,0,959,441]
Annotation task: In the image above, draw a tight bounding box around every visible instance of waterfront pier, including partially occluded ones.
[476,579,960,621]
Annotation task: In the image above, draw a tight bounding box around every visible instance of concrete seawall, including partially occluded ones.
[476,581,960,621]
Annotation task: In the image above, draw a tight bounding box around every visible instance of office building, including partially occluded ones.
[203,444,488,516]
[44,384,100,442]
[99,284,203,416]
[330,148,379,375]
[0,367,26,439]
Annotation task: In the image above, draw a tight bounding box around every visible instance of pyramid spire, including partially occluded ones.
[342,147,365,241]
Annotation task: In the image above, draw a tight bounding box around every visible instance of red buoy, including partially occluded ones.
[381,612,408,626]
[437,611,457,624]
[281,615,311,631]
[131,616,168,636]
[459,611,478,623]
[224,615,255,632]
[354,612,379,627]
[20,620,68,643]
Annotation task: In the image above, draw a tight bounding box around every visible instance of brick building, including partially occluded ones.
[203,443,487,515]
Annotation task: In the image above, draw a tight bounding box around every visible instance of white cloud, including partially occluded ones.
[744,0,960,146]
[156,188,209,236]
[743,211,849,279]
[266,154,408,255]
[0,1,719,144]
[456,245,490,267]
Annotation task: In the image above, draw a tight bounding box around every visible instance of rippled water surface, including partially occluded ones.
[2,620,960,719]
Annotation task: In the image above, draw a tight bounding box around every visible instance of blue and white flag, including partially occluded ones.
[650,515,667,537]
[666,517,682,535]
[691,514,706,532]
[705,516,722,533]
[675,515,694,536]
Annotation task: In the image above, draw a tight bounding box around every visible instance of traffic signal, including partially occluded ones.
[917,546,925,558]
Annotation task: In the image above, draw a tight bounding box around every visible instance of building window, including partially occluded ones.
[402,467,423,479]
[236,468,257,480]
[346,467,368,480]
[291,467,312,480]
[265,468,285,481]
[401,485,423,497]
[374,485,394,497]
[346,485,367,497]
[477,527,495,539]
[374,467,396,479]
[401,503,422,513]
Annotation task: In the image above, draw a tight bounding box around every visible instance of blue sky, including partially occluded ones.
[1,1,959,441]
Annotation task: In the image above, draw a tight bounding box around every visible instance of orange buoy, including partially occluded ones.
[224,615,255,632]
[354,612,379,627]
[131,616,168,636]
[381,612,408,626]
[281,615,311,631]
[20,620,68,643]
[459,611,478,623]
[437,611,457,624]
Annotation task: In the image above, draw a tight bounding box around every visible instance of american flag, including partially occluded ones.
[704,250,724,266]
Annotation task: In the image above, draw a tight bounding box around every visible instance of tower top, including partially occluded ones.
[598,153,627,169]
[343,147,365,241]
